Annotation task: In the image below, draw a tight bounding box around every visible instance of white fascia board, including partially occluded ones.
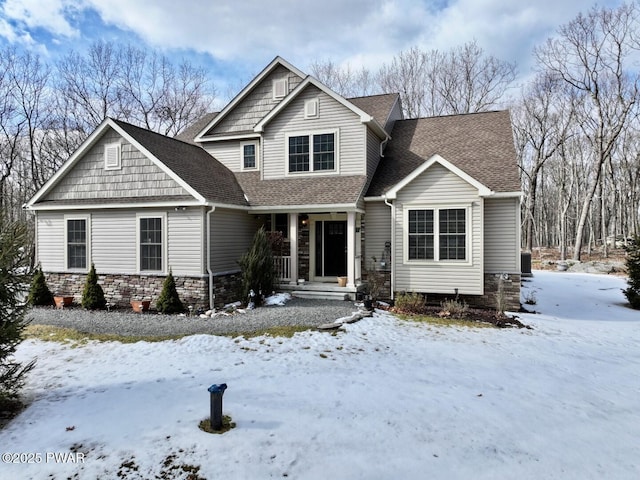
[197,132,261,142]
[108,121,206,204]
[26,118,113,208]
[488,191,523,199]
[385,154,493,200]
[248,203,364,214]
[194,56,306,142]
[28,200,206,211]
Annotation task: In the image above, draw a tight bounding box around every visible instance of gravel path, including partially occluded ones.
[25,298,362,337]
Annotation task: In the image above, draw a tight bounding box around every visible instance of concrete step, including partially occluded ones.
[291,290,354,301]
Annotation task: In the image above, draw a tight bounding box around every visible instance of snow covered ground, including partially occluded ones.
[1,270,639,479]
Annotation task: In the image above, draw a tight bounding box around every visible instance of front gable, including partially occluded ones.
[195,57,305,141]
[42,126,190,203]
[27,119,206,209]
[385,154,492,200]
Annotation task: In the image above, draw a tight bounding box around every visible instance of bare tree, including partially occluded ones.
[513,72,575,251]
[535,2,640,260]
[309,58,377,98]
[438,40,517,115]
[377,42,516,119]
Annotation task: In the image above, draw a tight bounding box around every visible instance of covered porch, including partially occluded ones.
[260,210,365,300]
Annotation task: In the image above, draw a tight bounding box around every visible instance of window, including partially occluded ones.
[304,98,318,118]
[287,131,337,173]
[439,209,466,260]
[139,217,163,271]
[266,213,289,239]
[241,142,258,170]
[407,208,467,261]
[408,210,434,260]
[66,218,88,269]
[273,78,288,99]
[288,136,309,172]
[104,143,121,170]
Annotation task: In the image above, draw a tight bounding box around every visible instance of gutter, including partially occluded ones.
[384,195,395,300]
[206,205,216,310]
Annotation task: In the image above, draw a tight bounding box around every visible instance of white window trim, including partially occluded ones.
[104,142,122,170]
[240,140,259,171]
[304,98,319,119]
[136,212,168,274]
[273,78,288,99]
[64,214,91,272]
[403,204,472,265]
[285,129,339,176]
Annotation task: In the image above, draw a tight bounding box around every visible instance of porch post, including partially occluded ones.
[289,212,298,285]
[347,211,356,288]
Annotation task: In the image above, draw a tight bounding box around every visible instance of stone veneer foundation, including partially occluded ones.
[44,271,243,310]
[392,273,522,311]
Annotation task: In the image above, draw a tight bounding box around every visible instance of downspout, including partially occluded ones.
[379,136,389,157]
[206,205,216,311]
[384,195,395,300]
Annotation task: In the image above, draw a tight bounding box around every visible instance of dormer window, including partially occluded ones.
[273,78,288,99]
[104,143,121,170]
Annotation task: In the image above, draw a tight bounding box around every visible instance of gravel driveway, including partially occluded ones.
[25,298,361,337]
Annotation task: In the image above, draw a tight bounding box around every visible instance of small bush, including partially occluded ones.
[394,292,426,314]
[27,266,54,306]
[81,263,106,310]
[156,269,184,314]
[439,298,469,318]
[238,227,276,307]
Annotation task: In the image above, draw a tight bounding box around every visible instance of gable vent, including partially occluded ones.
[104,144,121,170]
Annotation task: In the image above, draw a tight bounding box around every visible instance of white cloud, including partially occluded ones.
[0,0,625,83]
[1,0,81,38]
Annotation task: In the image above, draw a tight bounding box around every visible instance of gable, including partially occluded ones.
[394,162,479,204]
[261,85,367,179]
[42,126,190,203]
[201,64,303,138]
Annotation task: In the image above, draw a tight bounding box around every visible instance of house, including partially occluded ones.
[26,56,522,310]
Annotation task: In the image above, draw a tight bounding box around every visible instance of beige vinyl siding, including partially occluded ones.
[203,140,243,172]
[168,208,205,276]
[262,86,365,179]
[45,128,189,201]
[385,98,403,132]
[213,66,303,134]
[36,211,65,271]
[484,197,519,273]
[394,163,483,295]
[91,210,136,273]
[364,201,392,265]
[366,128,381,177]
[210,208,257,273]
[37,208,204,276]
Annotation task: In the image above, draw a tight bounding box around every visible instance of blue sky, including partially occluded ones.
[0,0,623,105]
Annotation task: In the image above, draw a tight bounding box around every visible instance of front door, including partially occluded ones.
[315,220,347,277]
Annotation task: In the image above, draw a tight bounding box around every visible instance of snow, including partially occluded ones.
[2,271,639,479]
[263,292,292,306]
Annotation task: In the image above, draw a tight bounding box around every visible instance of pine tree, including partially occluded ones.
[623,236,640,309]
[0,217,36,412]
[81,263,106,310]
[156,269,184,314]
[27,265,54,306]
[238,227,276,307]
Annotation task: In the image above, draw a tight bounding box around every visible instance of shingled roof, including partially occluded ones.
[367,110,520,197]
[235,172,367,208]
[173,112,219,144]
[112,119,247,206]
[348,93,400,130]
